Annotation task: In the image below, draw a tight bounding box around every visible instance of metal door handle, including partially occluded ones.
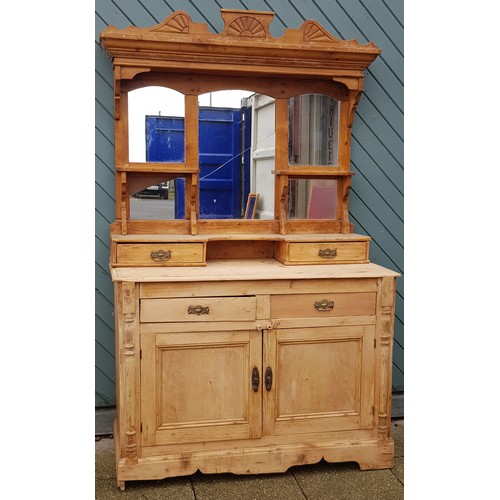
[265,367,273,391]
[252,367,260,392]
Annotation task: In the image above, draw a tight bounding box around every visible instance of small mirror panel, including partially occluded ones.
[287,178,338,219]
[288,94,339,166]
[128,86,185,163]
[129,176,183,220]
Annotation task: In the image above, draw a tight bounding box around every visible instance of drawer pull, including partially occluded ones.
[188,305,210,315]
[252,367,260,392]
[314,299,334,312]
[150,249,172,262]
[318,248,337,259]
[265,367,273,391]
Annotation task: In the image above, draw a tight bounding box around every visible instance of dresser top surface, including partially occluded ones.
[110,259,399,282]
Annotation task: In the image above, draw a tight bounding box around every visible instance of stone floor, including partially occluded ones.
[95,419,403,499]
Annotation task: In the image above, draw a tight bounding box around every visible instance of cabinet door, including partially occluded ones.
[264,325,374,436]
[141,329,261,446]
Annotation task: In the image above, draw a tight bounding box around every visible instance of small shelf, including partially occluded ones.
[117,162,198,173]
[274,169,354,177]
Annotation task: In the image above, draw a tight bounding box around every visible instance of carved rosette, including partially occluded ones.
[221,9,274,39]
[228,17,266,38]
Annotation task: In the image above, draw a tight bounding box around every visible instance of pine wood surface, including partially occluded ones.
[102,8,398,490]
[111,259,399,282]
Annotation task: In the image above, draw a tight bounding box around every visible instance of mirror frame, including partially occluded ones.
[100,9,380,236]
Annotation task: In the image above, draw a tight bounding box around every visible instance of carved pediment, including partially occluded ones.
[100,9,381,81]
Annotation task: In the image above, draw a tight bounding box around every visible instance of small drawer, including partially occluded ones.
[275,241,369,265]
[140,296,257,323]
[270,293,376,319]
[116,243,205,266]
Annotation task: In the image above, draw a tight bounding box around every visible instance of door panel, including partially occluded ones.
[141,329,261,446]
[264,325,374,436]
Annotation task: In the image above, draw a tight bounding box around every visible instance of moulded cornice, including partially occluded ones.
[100,9,381,82]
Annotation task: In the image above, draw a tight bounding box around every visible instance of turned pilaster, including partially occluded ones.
[118,281,140,464]
[376,277,396,443]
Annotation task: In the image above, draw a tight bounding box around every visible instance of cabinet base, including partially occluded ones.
[114,436,394,488]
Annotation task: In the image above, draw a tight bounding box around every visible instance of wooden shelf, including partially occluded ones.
[117,162,198,173]
[274,169,354,177]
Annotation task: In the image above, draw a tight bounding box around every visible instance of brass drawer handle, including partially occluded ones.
[318,248,337,259]
[150,249,172,262]
[188,305,210,315]
[252,367,260,392]
[314,299,334,312]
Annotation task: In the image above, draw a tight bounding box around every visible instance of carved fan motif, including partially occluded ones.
[157,12,190,33]
[303,21,339,43]
[227,16,266,38]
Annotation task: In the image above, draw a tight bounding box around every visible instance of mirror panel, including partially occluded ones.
[129,176,183,220]
[288,94,339,166]
[128,86,185,163]
[177,90,275,220]
[287,178,338,219]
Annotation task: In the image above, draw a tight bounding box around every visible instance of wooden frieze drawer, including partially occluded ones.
[270,292,376,318]
[275,241,369,265]
[115,243,205,267]
[140,296,257,323]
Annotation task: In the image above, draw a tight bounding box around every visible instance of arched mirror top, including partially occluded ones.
[122,71,348,102]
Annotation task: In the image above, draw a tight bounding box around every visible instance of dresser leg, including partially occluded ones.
[117,480,125,491]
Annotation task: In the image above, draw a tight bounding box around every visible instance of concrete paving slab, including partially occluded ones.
[95,407,115,436]
[192,471,306,500]
[291,461,404,500]
[95,437,115,480]
[392,419,404,458]
[96,478,195,500]
[392,457,404,484]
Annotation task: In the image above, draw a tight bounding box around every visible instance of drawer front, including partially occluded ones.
[140,296,257,323]
[285,242,369,264]
[116,243,205,266]
[270,292,376,318]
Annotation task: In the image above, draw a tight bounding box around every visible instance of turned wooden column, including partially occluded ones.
[376,277,396,443]
[117,281,140,464]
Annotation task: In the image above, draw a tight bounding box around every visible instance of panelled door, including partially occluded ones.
[263,325,375,436]
[141,329,261,446]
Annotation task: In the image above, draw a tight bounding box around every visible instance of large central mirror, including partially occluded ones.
[127,87,340,222]
[128,88,275,221]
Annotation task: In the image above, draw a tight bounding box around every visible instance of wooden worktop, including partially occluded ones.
[110,259,400,282]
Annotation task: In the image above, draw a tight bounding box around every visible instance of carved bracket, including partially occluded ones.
[340,176,352,234]
[113,67,121,120]
[347,90,362,128]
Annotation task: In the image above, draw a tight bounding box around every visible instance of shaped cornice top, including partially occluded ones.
[100,9,381,83]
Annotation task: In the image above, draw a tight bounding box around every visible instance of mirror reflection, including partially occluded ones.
[289,94,339,166]
[129,89,276,220]
[129,177,181,220]
[128,86,185,163]
[287,179,338,219]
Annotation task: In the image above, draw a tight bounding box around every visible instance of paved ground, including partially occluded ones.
[130,196,175,220]
[95,419,403,499]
